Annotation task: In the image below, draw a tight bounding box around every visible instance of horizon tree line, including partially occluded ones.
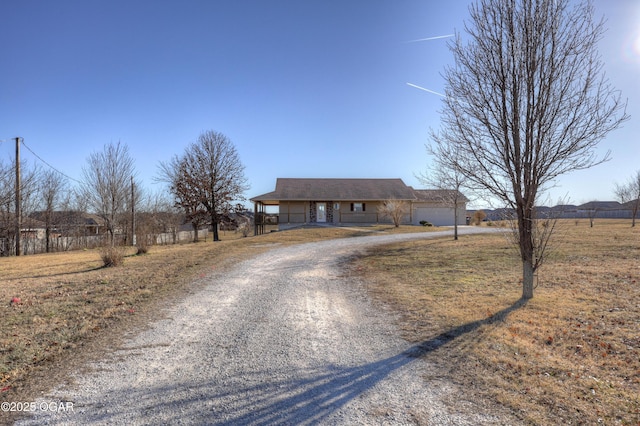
[0,130,249,255]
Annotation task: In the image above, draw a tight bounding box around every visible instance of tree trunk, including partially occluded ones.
[192,222,199,243]
[518,198,536,299]
[522,259,535,300]
[212,220,220,241]
[45,226,51,253]
[108,226,115,247]
[453,202,459,241]
[209,206,220,242]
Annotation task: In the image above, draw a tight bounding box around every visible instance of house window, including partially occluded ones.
[350,202,365,212]
[334,203,340,210]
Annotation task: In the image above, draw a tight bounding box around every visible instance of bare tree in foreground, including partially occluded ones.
[430,0,628,299]
[614,170,640,227]
[81,141,137,246]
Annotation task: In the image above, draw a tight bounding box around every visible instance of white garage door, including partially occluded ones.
[413,207,454,226]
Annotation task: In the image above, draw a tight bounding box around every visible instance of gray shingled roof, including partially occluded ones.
[411,188,469,203]
[251,178,417,202]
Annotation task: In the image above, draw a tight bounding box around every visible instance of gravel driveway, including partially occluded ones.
[18,227,511,425]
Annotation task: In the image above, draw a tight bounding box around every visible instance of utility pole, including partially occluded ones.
[15,137,21,256]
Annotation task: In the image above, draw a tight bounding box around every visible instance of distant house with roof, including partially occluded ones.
[29,211,107,236]
[250,178,468,232]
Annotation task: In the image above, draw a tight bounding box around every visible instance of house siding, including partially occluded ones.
[278,202,307,223]
[340,201,377,223]
[278,200,415,225]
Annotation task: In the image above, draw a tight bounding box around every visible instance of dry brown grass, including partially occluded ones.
[353,220,640,424]
[0,223,438,402]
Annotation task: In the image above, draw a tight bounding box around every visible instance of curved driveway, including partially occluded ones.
[19,227,510,425]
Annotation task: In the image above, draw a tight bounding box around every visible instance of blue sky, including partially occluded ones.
[1,0,638,209]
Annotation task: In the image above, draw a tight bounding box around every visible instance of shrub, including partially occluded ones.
[472,210,487,225]
[99,246,125,267]
[135,235,150,255]
[378,199,409,227]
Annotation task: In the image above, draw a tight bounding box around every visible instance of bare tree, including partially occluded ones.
[192,131,249,241]
[159,130,248,242]
[158,154,208,242]
[119,175,143,246]
[430,0,628,299]
[20,164,43,255]
[136,190,180,246]
[377,199,409,227]
[39,170,68,252]
[81,141,137,246]
[0,159,14,255]
[584,202,599,228]
[614,170,640,227]
[0,160,13,208]
[419,147,468,240]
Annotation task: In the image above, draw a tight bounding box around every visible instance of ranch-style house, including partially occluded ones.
[250,178,468,233]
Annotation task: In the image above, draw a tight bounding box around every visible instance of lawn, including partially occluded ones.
[353,219,640,424]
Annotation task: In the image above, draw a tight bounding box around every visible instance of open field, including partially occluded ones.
[352,220,640,424]
[0,224,437,402]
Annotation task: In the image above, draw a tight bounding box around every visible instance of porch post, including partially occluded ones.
[253,202,258,236]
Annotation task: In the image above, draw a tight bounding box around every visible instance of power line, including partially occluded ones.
[20,140,83,184]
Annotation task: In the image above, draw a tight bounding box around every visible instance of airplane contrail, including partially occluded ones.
[406,34,454,43]
[406,83,445,97]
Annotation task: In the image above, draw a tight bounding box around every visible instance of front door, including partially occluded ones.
[317,202,326,222]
